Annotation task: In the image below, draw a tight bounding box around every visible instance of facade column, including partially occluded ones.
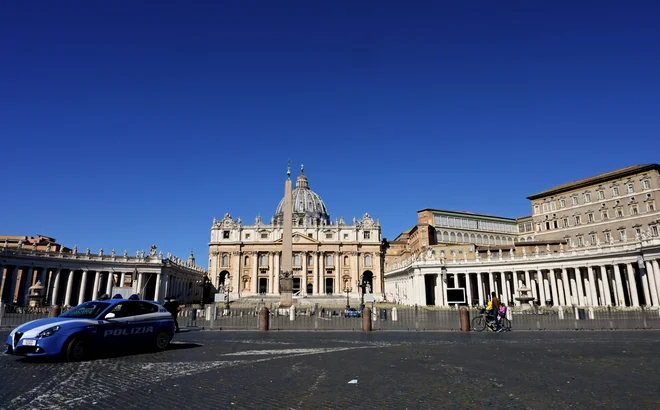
[268,252,274,294]
[524,270,531,294]
[64,270,75,307]
[645,261,659,306]
[312,251,318,295]
[78,270,88,305]
[274,252,280,294]
[251,253,258,294]
[39,267,49,287]
[120,272,126,288]
[135,272,143,297]
[537,271,546,307]
[625,263,640,307]
[232,251,241,296]
[92,271,101,299]
[51,269,61,305]
[587,266,599,307]
[511,271,519,306]
[476,272,484,306]
[488,272,495,298]
[569,270,578,305]
[613,264,626,306]
[335,252,341,294]
[556,276,566,306]
[548,269,559,307]
[465,273,473,306]
[561,268,571,305]
[653,260,660,304]
[301,251,308,295]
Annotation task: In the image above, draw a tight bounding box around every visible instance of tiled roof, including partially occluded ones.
[527,164,660,200]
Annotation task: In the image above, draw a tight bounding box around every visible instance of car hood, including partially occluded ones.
[11,317,98,337]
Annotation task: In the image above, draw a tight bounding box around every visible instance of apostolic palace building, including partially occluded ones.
[208,166,383,300]
[384,164,660,309]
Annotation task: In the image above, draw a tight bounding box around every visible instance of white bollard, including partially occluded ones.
[558,306,564,320]
[588,307,594,319]
[289,305,295,321]
[392,307,398,321]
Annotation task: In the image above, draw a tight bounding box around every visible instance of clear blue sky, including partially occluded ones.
[2,1,659,266]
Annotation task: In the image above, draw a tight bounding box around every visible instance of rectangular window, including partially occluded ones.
[584,193,591,203]
[601,210,609,220]
[612,186,619,197]
[572,197,579,206]
[553,220,559,229]
[648,202,656,212]
[652,225,659,236]
[245,233,251,239]
[261,233,268,239]
[616,208,624,218]
[627,183,634,193]
[631,205,639,215]
[559,199,566,208]
[364,231,371,239]
[643,179,651,190]
[589,234,596,245]
[223,231,230,239]
[343,233,349,240]
[619,230,627,241]
[604,232,612,243]
[562,217,569,228]
[543,203,549,212]
[550,202,556,211]
[325,233,333,239]
[597,190,605,200]
[635,227,641,237]
[577,236,584,246]
[588,213,594,222]
[574,215,581,225]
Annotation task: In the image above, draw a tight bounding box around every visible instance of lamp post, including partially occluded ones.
[344,284,352,310]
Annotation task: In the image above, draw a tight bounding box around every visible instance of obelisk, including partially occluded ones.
[279,160,294,308]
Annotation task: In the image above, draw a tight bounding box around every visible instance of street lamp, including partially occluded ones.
[344,284,352,310]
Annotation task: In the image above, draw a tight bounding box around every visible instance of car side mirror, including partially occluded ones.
[105,313,116,320]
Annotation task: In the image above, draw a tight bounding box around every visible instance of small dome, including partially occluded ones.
[274,167,330,225]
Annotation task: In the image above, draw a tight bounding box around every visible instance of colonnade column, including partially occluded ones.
[51,269,61,305]
[574,268,585,306]
[106,272,114,295]
[500,273,508,305]
[120,272,126,288]
[587,267,599,307]
[599,267,612,306]
[653,260,660,303]
[476,272,484,306]
[465,273,472,306]
[645,261,659,306]
[488,272,495,298]
[78,270,88,305]
[136,272,144,297]
[561,268,571,306]
[154,273,162,302]
[511,272,519,306]
[8,267,19,304]
[613,264,626,306]
[64,270,75,307]
[537,271,546,306]
[639,263,651,306]
[625,263,640,307]
[548,269,559,307]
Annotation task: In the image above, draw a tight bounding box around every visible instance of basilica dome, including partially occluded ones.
[274,168,330,225]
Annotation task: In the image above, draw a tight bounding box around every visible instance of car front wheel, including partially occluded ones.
[154,329,171,351]
[65,336,88,361]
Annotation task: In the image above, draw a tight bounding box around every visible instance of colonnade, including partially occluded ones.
[394,258,660,308]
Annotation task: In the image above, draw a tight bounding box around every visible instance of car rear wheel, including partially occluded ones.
[65,336,88,361]
[154,329,171,351]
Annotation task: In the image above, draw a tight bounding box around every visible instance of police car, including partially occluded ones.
[5,294,176,361]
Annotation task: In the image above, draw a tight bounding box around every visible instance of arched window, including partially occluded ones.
[344,255,349,266]
[222,255,228,267]
[326,254,333,265]
[457,233,463,242]
[244,255,249,265]
[307,255,313,265]
[294,254,300,265]
[365,255,372,266]
[260,254,268,266]
[450,232,456,242]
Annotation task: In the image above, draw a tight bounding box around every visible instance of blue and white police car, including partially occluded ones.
[5,294,176,361]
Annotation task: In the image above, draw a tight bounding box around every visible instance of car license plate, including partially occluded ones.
[23,339,36,346]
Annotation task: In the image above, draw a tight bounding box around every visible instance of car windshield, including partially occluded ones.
[59,301,111,319]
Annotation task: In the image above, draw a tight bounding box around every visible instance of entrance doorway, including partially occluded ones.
[424,274,437,306]
[362,271,374,293]
[259,278,268,294]
[306,283,313,295]
[293,278,301,294]
[325,278,333,295]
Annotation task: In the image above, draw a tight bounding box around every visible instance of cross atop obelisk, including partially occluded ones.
[279,160,294,307]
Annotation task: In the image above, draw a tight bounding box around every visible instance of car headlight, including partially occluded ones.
[37,326,62,338]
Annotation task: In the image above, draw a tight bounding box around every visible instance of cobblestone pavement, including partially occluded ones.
[1,330,659,409]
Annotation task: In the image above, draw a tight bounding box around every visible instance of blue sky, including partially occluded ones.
[2,1,659,266]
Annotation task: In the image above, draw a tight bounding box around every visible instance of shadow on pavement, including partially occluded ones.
[15,342,203,363]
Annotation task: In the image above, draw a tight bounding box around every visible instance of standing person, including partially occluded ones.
[490,292,502,332]
[164,296,180,332]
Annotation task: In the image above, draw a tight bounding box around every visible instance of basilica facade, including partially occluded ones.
[208,168,383,300]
